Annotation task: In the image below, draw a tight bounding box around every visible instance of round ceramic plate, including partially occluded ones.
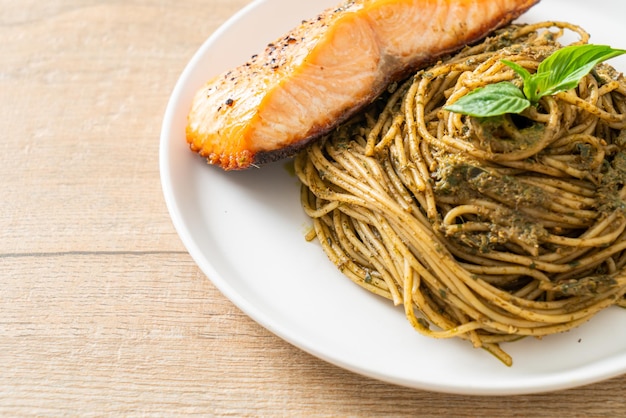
[160,0,626,395]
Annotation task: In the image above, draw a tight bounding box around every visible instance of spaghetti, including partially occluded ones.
[295,22,626,365]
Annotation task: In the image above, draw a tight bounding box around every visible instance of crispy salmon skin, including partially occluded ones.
[186,0,540,170]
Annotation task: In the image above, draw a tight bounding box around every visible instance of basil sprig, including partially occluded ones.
[445,44,626,118]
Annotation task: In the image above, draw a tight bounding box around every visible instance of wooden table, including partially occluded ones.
[2,1,625,415]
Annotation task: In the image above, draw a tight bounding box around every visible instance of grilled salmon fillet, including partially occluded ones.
[187,0,540,170]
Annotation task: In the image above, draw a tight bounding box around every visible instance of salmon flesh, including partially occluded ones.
[186,0,540,170]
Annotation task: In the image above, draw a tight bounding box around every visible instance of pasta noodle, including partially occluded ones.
[295,22,626,365]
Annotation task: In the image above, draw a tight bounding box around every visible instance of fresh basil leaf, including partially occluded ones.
[444,82,531,117]
[501,59,542,102]
[523,72,549,103]
[500,60,537,102]
[501,59,532,82]
[535,44,626,99]
[446,44,626,117]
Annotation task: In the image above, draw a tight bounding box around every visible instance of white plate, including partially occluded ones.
[160,0,626,395]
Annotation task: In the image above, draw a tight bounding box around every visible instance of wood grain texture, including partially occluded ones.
[1,0,624,416]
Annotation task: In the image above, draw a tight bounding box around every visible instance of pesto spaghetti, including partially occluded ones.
[295,22,626,365]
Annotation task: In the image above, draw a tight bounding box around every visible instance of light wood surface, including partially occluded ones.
[2,1,625,416]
